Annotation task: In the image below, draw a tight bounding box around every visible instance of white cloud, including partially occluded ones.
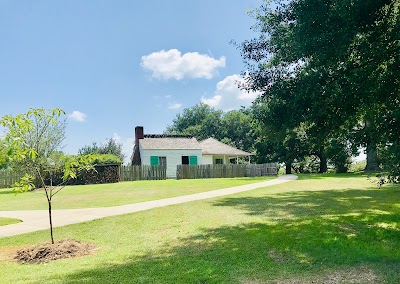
[201,74,261,111]
[112,133,134,164]
[141,49,226,80]
[68,111,87,122]
[167,102,182,110]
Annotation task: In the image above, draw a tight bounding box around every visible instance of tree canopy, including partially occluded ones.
[165,103,224,141]
[240,0,400,175]
[78,138,125,163]
[165,103,255,153]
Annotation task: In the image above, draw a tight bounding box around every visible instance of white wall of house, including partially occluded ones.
[140,147,202,178]
[201,155,213,165]
[214,155,230,164]
[202,155,231,165]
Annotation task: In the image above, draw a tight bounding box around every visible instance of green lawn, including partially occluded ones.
[0,174,399,283]
[0,217,21,226]
[0,177,270,210]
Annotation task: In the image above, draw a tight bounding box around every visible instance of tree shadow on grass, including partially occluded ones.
[39,188,400,284]
[213,187,400,218]
[0,189,15,195]
[296,173,367,180]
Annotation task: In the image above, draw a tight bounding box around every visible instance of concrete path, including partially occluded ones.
[0,175,297,238]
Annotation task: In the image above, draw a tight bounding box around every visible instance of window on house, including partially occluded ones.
[182,156,197,165]
[182,156,189,165]
[151,156,167,166]
[215,158,223,164]
[159,156,167,167]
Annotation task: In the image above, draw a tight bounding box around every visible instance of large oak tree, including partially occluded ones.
[240,0,399,174]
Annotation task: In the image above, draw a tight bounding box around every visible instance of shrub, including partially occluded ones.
[89,154,122,165]
[349,161,367,173]
[44,154,122,186]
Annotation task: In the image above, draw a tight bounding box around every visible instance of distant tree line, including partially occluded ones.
[165,103,355,173]
[78,138,125,163]
[165,103,255,155]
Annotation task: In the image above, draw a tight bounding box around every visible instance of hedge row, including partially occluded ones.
[44,164,120,186]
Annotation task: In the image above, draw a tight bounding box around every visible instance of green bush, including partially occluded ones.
[292,156,320,173]
[349,160,367,173]
[89,153,122,165]
[44,154,122,186]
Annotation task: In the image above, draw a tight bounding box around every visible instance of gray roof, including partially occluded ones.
[200,138,253,156]
[140,137,202,150]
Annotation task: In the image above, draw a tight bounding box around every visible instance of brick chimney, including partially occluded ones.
[132,126,144,165]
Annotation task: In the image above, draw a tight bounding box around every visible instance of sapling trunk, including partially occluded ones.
[37,168,55,245]
[48,199,54,244]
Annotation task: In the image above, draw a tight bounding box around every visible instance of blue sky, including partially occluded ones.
[0,0,263,161]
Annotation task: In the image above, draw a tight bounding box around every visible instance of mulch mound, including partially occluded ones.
[14,239,96,264]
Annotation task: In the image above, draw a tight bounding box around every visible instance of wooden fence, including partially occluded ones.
[0,170,24,189]
[119,165,167,181]
[1,164,276,186]
[176,163,277,180]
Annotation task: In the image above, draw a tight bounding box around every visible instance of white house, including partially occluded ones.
[132,126,253,178]
[136,137,202,178]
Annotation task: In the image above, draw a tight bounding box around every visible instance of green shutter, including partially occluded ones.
[150,156,159,166]
[189,156,198,165]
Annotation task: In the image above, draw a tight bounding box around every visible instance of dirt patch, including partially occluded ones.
[242,266,380,284]
[320,267,380,284]
[0,246,21,262]
[268,249,291,263]
[14,239,96,264]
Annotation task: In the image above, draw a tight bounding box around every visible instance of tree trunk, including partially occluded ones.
[317,152,328,173]
[319,156,328,173]
[365,142,380,171]
[285,161,292,174]
[336,164,348,173]
[364,116,380,172]
[48,200,54,244]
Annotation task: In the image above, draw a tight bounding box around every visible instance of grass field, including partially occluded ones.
[0,217,21,227]
[0,177,270,210]
[0,174,399,283]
